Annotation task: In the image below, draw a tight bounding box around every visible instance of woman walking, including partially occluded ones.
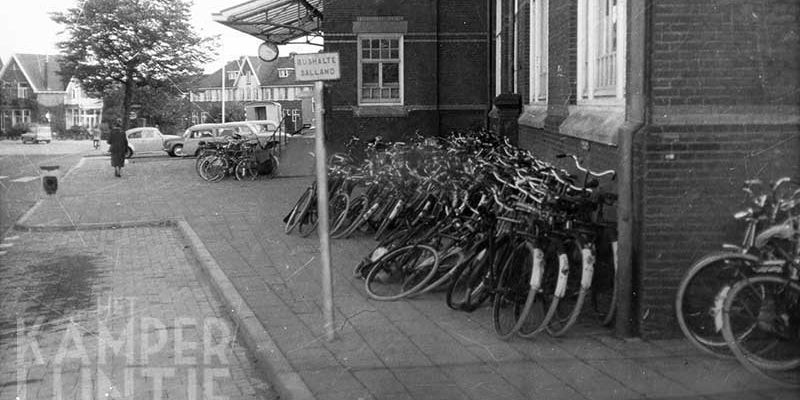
[107,119,128,177]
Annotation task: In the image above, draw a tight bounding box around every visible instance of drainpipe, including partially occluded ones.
[615,0,650,338]
[486,0,494,126]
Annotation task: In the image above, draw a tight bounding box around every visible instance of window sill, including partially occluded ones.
[353,105,408,118]
[518,104,548,129]
[559,104,625,146]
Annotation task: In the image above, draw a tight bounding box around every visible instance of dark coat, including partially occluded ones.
[107,127,128,167]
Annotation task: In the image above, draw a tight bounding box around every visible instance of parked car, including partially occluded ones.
[123,127,181,158]
[21,124,53,144]
[163,120,279,157]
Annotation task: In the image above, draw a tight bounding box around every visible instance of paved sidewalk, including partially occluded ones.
[0,226,273,399]
[9,147,800,399]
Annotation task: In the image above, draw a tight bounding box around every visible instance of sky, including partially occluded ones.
[0,0,320,73]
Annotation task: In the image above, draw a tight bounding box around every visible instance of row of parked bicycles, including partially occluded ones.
[284,130,620,339]
[676,176,800,387]
[195,134,281,182]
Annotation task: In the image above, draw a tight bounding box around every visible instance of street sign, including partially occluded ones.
[294,52,341,82]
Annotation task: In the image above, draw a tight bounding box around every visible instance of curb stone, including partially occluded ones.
[176,218,315,400]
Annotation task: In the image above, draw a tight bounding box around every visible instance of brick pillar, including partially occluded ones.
[490,93,522,146]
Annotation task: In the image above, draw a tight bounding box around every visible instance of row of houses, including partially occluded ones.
[0,54,102,135]
[0,52,315,136]
[214,0,799,338]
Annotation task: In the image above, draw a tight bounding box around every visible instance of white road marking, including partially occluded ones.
[0,243,13,248]
[0,176,8,180]
[0,251,7,256]
[3,235,19,241]
[10,176,38,183]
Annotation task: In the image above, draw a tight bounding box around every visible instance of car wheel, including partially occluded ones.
[125,147,133,158]
[172,144,184,157]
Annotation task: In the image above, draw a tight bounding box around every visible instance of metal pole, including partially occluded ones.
[221,57,226,123]
[313,80,335,341]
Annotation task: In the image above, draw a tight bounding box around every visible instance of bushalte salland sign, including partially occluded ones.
[294,52,340,81]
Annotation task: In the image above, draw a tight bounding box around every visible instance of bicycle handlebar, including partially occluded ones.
[556,154,616,180]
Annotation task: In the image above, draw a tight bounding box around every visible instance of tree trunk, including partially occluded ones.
[122,68,134,132]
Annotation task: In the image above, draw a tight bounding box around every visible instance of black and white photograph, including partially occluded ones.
[0,1,798,399]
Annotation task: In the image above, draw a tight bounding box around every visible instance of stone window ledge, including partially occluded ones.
[518,104,548,129]
[559,105,625,146]
[352,105,408,118]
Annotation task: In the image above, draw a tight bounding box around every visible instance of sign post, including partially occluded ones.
[294,52,340,342]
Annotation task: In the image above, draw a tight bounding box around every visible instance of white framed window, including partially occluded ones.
[227,71,237,81]
[17,83,30,99]
[577,0,626,103]
[278,68,293,78]
[530,0,549,103]
[358,34,403,105]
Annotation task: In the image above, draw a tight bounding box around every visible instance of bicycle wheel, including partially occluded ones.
[447,236,513,312]
[676,252,758,358]
[285,187,314,234]
[297,207,318,237]
[493,241,538,339]
[416,246,465,295]
[332,195,368,239]
[722,274,800,388]
[329,192,351,235]
[545,237,589,337]
[196,152,216,177]
[591,231,618,326]
[516,242,549,338]
[202,156,228,182]
[364,244,439,301]
[235,158,259,181]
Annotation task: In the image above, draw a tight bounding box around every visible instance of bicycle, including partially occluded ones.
[676,178,800,357]
[721,214,800,387]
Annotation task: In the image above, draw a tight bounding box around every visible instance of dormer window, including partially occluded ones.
[278,68,293,78]
[227,71,237,81]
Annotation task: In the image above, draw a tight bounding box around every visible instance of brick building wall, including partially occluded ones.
[636,0,800,337]
[323,0,490,147]
[513,0,799,337]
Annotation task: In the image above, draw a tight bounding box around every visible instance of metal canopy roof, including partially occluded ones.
[212,0,323,44]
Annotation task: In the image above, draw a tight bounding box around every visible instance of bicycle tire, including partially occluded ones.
[675,252,759,358]
[338,196,380,239]
[722,274,800,385]
[416,246,465,295]
[591,233,618,326]
[297,206,318,237]
[493,241,538,339]
[205,156,228,182]
[446,239,490,311]
[331,195,368,239]
[516,242,550,338]
[364,244,439,301]
[545,237,588,337]
[285,187,314,234]
[329,192,351,236]
[235,158,259,181]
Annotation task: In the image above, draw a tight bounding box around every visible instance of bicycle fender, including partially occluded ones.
[530,248,544,289]
[612,241,618,272]
[754,221,798,248]
[580,248,595,289]
[554,254,569,297]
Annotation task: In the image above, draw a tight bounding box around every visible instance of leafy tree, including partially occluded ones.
[52,0,217,130]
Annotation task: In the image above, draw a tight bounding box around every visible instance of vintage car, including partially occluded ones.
[163,121,279,157]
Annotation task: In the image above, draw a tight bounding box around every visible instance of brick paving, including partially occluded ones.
[7,144,800,400]
[0,227,273,399]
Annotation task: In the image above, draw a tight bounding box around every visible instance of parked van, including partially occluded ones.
[162,120,280,157]
[21,124,53,144]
